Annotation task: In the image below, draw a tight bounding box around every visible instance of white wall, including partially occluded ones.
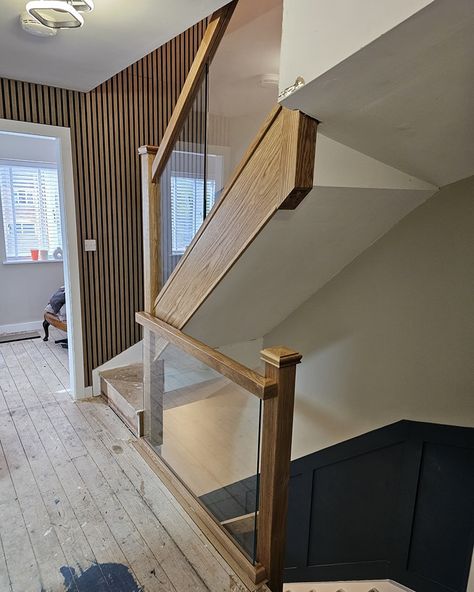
[217,337,264,370]
[0,261,64,330]
[0,132,57,162]
[227,109,271,174]
[279,0,434,92]
[0,132,64,331]
[263,176,474,457]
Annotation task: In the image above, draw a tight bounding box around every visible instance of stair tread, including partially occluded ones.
[101,363,144,412]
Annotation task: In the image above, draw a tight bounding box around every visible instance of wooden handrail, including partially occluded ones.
[136,311,277,400]
[153,106,317,326]
[153,105,282,310]
[151,1,237,183]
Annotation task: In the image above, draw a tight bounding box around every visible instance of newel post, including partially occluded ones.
[138,145,161,311]
[258,346,302,592]
[139,145,163,443]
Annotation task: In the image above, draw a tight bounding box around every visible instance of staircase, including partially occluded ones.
[97,1,474,591]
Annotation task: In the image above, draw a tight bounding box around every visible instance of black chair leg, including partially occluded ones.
[43,320,50,341]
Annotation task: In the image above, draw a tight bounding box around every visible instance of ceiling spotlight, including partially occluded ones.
[26,1,85,29]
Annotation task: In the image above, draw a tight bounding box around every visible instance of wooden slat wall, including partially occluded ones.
[0,21,206,386]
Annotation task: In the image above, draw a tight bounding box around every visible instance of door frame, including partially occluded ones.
[0,118,87,398]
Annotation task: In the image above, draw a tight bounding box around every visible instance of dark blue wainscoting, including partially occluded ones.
[285,420,474,592]
[199,420,474,592]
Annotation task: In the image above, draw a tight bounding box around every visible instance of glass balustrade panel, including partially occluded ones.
[159,73,209,285]
[142,328,262,563]
[206,0,282,205]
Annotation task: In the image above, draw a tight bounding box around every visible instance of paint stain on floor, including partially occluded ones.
[61,563,142,591]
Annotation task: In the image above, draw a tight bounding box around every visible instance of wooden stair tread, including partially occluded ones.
[100,363,144,437]
[100,363,144,412]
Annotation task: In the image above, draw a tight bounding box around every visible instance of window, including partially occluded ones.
[0,163,62,261]
[170,174,216,255]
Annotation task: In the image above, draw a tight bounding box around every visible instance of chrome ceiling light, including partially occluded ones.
[26,0,94,29]
[70,0,94,12]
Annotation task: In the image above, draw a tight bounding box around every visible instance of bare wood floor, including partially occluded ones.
[0,329,261,592]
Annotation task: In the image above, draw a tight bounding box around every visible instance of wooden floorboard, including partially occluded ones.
[0,336,265,592]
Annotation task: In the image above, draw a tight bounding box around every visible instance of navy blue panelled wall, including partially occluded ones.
[285,420,474,592]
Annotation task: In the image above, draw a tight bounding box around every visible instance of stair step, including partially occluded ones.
[100,363,144,437]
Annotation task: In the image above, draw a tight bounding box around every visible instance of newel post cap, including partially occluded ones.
[138,144,159,155]
[260,346,302,368]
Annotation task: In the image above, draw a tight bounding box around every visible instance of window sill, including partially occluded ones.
[3,259,63,265]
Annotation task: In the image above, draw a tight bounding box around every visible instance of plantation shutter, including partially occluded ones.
[170,175,216,255]
[0,163,62,259]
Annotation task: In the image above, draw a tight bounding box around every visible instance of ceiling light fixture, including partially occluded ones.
[25,0,93,29]
[20,10,59,36]
[70,0,94,12]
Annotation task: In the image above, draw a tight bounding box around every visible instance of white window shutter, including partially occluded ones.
[170,175,216,255]
[0,163,62,260]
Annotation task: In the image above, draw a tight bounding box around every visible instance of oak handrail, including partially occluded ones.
[153,104,283,312]
[153,107,317,326]
[136,311,277,400]
[151,2,237,183]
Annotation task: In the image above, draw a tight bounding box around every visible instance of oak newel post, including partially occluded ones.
[258,346,302,592]
[139,144,160,311]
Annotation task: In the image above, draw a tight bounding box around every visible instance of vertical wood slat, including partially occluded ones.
[0,22,205,386]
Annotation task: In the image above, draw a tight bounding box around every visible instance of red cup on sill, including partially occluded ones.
[31,249,39,261]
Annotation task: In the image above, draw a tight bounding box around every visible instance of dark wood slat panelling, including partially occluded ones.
[0,21,206,386]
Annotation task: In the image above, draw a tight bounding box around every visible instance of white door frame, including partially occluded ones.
[0,118,88,398]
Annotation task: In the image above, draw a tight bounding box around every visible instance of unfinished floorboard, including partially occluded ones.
[60,400,204,592]
[0,533,12,592]
[0,411,68,591]
[80,400,258,592]
[10,407,96,579]
[0,385,8,413]
[26,403,133,579]
[65,401,210,592]
[21,340,69,403]
[0,364,24,411]
[0,492,40,592]
[6,344,42,408]
[0,339,268,591]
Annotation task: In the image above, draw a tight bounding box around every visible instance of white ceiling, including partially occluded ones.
[282,0,474,187]
[0,0,229,91]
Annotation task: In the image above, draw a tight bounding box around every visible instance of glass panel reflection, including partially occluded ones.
[143,329,261,562]
[159,73,211,284]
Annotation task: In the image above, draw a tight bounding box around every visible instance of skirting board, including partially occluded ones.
[283,580,415,592]
[0,320,43,335]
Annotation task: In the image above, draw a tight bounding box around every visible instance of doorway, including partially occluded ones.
[0,119,85,399]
